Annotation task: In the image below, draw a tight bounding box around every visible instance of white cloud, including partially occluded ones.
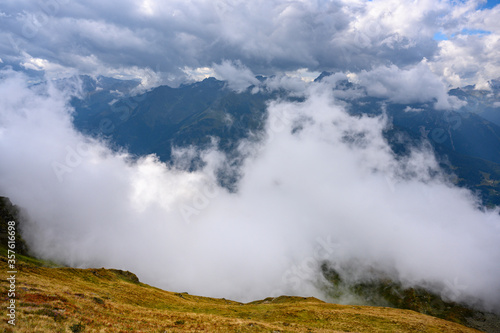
[404,106,424,112]
[138,0,156,16]
[351,61,464,109]
[182,66,216,82]
[428,3,500,88]
[284,68,321,83]
[263,74,309,96]
[213,60,260,92]
[0,0,467,85]
[20,54,77,78]
[71,18,153,51]
[0,0,496,90]
[430,33,500,89]
[1,70,499,313]
[351,0,449,40]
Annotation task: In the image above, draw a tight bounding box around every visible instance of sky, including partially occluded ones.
[0,0,499,88]
[1,0,500,313]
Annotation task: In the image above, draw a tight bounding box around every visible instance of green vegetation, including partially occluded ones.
[321,264,474,326]
[0,196,29,256]
[319,263,500,332]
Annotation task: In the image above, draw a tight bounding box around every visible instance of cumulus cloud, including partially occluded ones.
[182,66,216,82]
[1,70,499,313]
[431,33,500,89]
[213,60,260,92]
[404,106,424,112]
[350,61,465,109]
[4,0,495,86]
[429,2,500,88]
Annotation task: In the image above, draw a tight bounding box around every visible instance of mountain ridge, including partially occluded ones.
[70,75,500,206]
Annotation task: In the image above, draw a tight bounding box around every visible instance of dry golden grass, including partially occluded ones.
[0,256,481,333]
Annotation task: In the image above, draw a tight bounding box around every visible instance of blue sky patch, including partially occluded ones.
[433,28,492,41]
[460,28,492,36]
[478,0,499,10]
[433,32,448,41]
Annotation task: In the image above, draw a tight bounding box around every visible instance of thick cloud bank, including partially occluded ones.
[1,0,499,88]
[1,70,500,312]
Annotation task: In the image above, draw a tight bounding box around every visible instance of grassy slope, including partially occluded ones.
[0,255,480,333]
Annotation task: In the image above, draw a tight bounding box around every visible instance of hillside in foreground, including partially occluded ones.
[0,255,482,333]
[0,196,498,332]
